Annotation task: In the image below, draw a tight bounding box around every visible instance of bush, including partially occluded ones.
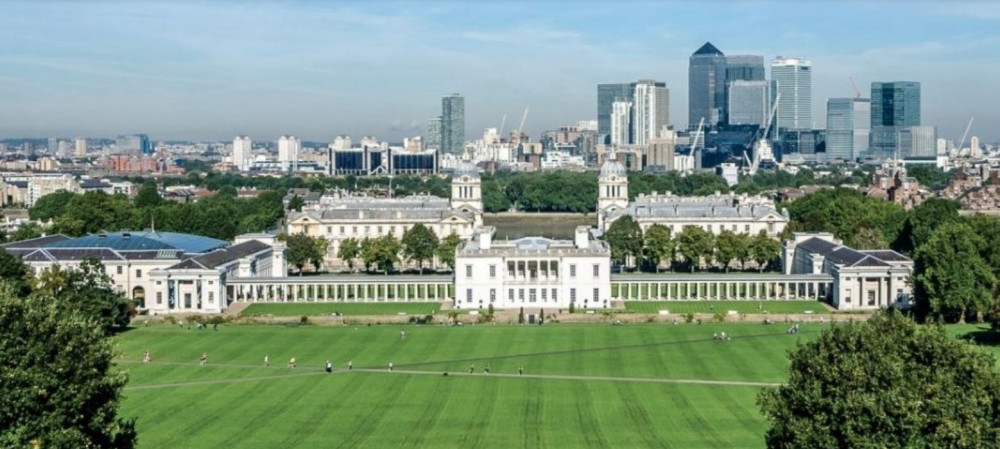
[569,302,576,314]
[714,312,726,323]
[684,313,695,324]
[300,316,309,325]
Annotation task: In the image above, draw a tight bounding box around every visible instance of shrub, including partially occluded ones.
[300,316,309,325]
[684,312,695,324]
[714,312,726,323]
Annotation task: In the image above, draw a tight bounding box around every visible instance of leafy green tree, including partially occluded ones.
[749,231,781,272]
[785,188,906,245]
[965,214,1000,278]
[28,189,76,221]
[913,222,995,322]
[401,224,439,273]
[676,226,714,272]
[733,233,752,270]
[759,310,1000,449]
[364,235,401,274]
[359,238,376,272]
[850,225,889,250]
[0,251,31,296]
[31,258,132,334]
[280,233,325,275]
[0,284,137,449]
[893,198,961,254]
[481,177,511,213]
[435,232,463,271]
[134,180,162,209]
[603,216,643,269]
[337,238,360,271]
[11,222,44,242]
[287,195,305,212]
[714,230,745,273]
[641,224,673,272]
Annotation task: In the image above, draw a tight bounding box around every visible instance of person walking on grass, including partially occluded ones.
[325,360,333,373]
[348,360,352,371]
[199,352,207,366]
[469,363,475,374]
[484,363,490,375]
[399,329,406,341]
[288,357,296,369]
[143,349,151,364]
[264,355,269,367]
[388,362,394,372]
[519,365,524,376]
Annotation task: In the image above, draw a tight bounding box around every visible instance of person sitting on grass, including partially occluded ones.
[288,357,296,369]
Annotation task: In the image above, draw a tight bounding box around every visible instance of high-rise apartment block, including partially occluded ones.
[771,57,812,132]
[597,83,635,138]
[277,135,301,172]
[74,137,87,158]
[425,118,441,152]
[870,81,921,158]
[441,94,465,155]
[631,80,670,146]
[688,42,727,129]
[610,100,632,146]
[826,98,870,160]
[232,136,252,171]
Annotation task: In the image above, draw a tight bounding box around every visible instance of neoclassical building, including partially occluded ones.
[454,226,611,310]
[597,158,789,236]
[782,232,913,310]
[3,231,285,314]
[286,161,483,269]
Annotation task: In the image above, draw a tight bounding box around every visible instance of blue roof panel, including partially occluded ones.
[43,231,228,254]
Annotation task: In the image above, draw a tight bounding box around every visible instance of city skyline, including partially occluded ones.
[0,1,998,142]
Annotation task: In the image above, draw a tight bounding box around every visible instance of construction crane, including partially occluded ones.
[849,76,861,99]
[498,114,507,140]
[743,93,781,177]
[514,107,529,144]
[691,117,705,170]
[958,117,975,153]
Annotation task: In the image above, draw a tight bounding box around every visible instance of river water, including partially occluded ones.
[482,214,597,240]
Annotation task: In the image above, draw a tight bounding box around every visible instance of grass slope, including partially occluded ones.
[117,323,818,449]
[242,302,442,317]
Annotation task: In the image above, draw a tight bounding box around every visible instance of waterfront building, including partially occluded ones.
[826,98,870,160]
[771,57,812,131]
[689,42,727,129]
[870,81,921,158]
[454,226,610,310]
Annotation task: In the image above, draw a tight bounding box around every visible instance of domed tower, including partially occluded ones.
[451,160,483,224]
[597,154,629,229]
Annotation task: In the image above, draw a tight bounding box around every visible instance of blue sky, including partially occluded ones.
[0,0,998,142]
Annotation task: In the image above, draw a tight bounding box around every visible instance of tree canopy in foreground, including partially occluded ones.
[759,310,1000,448]
[0,283,136,448]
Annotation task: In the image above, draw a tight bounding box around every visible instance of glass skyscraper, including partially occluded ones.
[688,42,727,129]
[727,80,770,127]
[597,83,634,138]
[597,80,667,144]
[870,81,921,158]
[441,94,465,156]
[826,98,870,160]
[771,57,812,131]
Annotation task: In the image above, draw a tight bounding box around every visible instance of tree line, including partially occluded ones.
[22,181,284,241]
[281,223,463,275]
[601,216,782,273]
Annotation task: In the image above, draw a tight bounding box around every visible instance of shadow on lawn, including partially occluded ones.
[958,326,1000,346]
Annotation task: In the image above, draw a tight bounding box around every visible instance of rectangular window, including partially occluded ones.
[592,264,599,278]
[352,226,357,234]
[509,289,514,301]
[541,289,547,301]
[156,292,162,305]
[340,226,345,235]
[745,224,750,232]
[552,289,558,301]
[377,226,383,234]
[326,226,332,234]
[489,264,496,278]
[529,289,536,303]
[466,289,472,303]
[518,289,524,301]
[208,292,214,303]
[570,264,577,278]
[489,289,496,301]
[135,269,142,279]
[116,266,123,275]
[465,265,473,278]
[593,288,600,301]
[570,288,576,302]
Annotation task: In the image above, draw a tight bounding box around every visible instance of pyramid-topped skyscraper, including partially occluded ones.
[688,42,727,130]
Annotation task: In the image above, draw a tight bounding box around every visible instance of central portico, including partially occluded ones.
[454,226,612,310]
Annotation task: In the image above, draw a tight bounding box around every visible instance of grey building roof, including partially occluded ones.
[459,236,608,255]
[168,240,271,270]
[2,234,71,249]
[599,160,627,178]
[610,201,784,221]
[43,231,228,254]
[797,237,909,268]
[293,208,475,222]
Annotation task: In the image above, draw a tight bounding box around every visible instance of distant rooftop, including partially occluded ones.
[693,42,723,56]
[43,231,228,254]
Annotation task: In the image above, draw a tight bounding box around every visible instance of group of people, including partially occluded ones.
[713,331,731,341]
[787,323,800,334]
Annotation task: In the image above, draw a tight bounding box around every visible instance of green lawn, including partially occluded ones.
[117,322,819,448]
[624,300,830,315]
[242,302,442,317]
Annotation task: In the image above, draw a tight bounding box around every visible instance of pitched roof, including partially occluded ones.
[693,42,723,56]
[43,231,227,254]
[798,237,890,268]
[168,240,271,270]
[2,234,71,249]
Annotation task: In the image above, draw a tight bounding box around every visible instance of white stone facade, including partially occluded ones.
[454,226,611,310]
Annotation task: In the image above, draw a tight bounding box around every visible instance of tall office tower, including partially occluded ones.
[74,137,87,158]
[971,136,981,158]
[826,98,871,160]
[725,55,765,125]
[232,135,252,171]
[870,81,921,158]
[47,137,58,154]
[425,117,441,151]
[727,80,770,127]
[278,135,301,172]
[610,100,632,146]
[898,126,937,158]
[441,94,465,155]
[688,42,727,129]
[771,57,812,131]
[597,83,635,138]
[631,81,670,146]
